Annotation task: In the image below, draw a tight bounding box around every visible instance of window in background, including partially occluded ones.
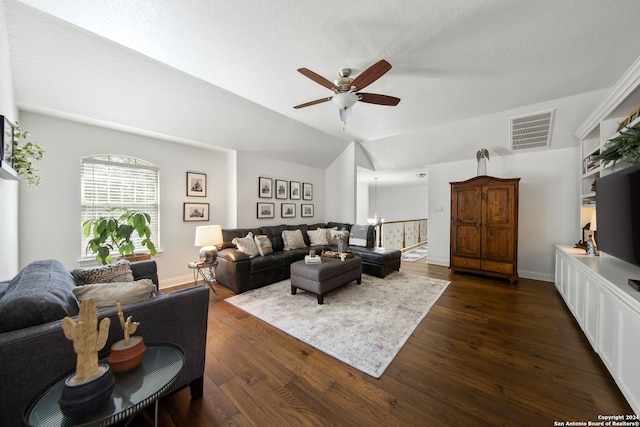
[80,155,160,259]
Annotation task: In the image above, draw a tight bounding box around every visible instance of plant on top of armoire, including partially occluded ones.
[82,208,157,265]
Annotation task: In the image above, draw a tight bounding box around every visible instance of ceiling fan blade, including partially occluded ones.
[293,96,333,109]
[297,68,338,91]
[351,59,392,91]
[358,93,401,106]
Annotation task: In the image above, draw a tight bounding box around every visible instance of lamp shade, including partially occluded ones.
[195,225,223,265]
[194,225,223,247]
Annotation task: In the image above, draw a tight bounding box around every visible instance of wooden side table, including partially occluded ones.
[24,343,184,427]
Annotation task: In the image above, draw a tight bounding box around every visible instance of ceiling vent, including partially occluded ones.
[510,109,555,151]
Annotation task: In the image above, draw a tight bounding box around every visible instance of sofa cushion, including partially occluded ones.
[282,229,307,250]
[260,225,286,252]
[254,235,273,256]
[72,279,155,308]
[0,260,80,332]
[232,232,260,258]
[72,259,134,285]
[307,228,330,246]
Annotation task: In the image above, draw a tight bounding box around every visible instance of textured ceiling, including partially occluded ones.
[4,0,640,184]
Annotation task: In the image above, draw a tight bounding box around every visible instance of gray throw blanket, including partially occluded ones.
[349,224,370,247]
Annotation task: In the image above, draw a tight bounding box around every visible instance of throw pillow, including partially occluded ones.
[232,232,260,258]
[349,224,371,247]
[72,259,134,285]
[282,229,307,250]
[72,279,155,309]
[307,228,329,246]
[254,235,273,256]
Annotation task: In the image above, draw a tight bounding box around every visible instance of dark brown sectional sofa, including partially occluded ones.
[215,222,401,294]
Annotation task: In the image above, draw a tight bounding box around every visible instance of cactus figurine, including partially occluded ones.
[61,298,111,382]
[117,300,139,347]
[108,300,146,372]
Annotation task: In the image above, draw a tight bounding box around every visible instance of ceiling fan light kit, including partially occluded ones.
[294,59,400,125]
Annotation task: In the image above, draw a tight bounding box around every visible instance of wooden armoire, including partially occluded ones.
[450,176,520,282]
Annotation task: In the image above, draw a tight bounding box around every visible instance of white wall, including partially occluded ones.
[325,142,357,223]
[373,183,428,222]
[235,151,326,227]
[0,0,19,280]
[427,147,579,281]
[356,179,369,224]
[18,112,231,288]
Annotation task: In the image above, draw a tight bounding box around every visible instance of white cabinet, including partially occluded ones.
[555,246,640,415]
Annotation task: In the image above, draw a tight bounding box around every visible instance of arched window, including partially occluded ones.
[81,154,160,259]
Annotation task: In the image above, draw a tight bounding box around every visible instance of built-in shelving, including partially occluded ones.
[575,56,640,242]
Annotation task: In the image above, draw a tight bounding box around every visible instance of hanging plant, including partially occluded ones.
[9,121,45,186]
[595,127,640,170]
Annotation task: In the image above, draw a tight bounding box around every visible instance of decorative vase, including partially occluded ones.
[59,364,115,418]
[477,157,487,176]
[107,336,146,373]
[337,236,348,253]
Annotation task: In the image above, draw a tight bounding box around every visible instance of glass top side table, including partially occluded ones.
[24,343,185,427]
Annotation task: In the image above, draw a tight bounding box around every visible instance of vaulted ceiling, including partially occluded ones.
[4,0,640,184]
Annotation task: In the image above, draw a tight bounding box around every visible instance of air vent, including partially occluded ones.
[510,109,555,151]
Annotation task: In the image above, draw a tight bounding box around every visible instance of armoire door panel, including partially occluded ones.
[484,227,514,260]
[454,188,482,223]
[453,225,481,257]
[485,186,513,225]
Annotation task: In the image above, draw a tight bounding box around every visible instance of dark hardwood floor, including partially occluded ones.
[133,260,633,426]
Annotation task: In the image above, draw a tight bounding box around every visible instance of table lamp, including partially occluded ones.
[194,225,223,265]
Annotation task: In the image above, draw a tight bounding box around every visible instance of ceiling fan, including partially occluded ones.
[294,59,400,124]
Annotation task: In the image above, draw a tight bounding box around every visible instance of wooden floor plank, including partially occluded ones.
[127,261,633,426]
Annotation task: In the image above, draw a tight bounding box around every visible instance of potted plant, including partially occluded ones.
[82,208,158,265]
[595,127,640,170]
[8,121,45,186]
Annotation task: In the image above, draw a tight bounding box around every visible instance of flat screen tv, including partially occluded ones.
[595,163,640,268]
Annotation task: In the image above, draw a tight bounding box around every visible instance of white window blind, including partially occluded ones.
[81,155,159,259]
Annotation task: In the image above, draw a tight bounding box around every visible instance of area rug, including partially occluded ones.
[225,271,449,378]
[401,244,428,262]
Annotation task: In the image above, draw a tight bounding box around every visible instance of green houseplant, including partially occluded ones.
[595,127,640,170]
[82,208,157,265]
[9,121,45,186]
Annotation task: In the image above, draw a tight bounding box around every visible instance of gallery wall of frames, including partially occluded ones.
[257,176,314,219]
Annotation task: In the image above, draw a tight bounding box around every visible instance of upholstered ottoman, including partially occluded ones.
[290,256,362,304]
[353,247,401,278]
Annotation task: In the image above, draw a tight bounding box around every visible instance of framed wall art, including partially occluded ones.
[257,202,274,218]
[303,182,313,200]
[184,203,210,222]
[259,177,272,198]
[281,203,296,218]
[301,204,314,217]
[186,172,207,197]
[290,181,301,199]
[275,179,288,199]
